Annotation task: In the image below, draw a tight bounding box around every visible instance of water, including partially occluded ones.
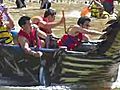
[0,86,71,90]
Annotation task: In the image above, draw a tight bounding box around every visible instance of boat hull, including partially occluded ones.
[0,45,56,86]
[0,45,119,88]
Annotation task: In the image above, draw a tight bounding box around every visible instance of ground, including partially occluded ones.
[4,0,111,39]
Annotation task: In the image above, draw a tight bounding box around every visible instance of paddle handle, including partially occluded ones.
[62,10,67,34]
[88,0,94,8]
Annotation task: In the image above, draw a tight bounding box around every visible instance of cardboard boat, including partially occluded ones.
[0,17,120,89]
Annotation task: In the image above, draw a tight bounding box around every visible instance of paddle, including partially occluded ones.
[81,0,94,17]
[62,10,67,34]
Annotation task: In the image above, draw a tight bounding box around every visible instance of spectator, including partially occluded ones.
[32,8,65,48]
[101,0,114,14]
[91,0,104,18]
[0,0,3,4]
[40,0,55,9]
[16,0,26,8]
[0,5,14,44]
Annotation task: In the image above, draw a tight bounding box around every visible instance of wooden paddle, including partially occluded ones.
[62,10,67,34]
[81,0,94,17]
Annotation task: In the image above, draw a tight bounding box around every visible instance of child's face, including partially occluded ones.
[48,14,56,22]
[82,21,90,29]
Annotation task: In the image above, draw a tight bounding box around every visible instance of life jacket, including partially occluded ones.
[91,4,100,18]
[0,25,13,44]
[18,28,41,48]
[57,33,83,50]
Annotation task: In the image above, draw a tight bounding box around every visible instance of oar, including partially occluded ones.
[62,10,67,34]
[81,0,94,17]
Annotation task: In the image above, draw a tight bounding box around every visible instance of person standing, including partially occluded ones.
[16,0,26,8]
[40,0,51,9]
[0,0,3,4]
[40,0,55,9]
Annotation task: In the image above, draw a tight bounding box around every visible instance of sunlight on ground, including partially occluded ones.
[66,10,80,18]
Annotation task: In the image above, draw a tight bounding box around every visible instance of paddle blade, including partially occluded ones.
[81,7,91,17]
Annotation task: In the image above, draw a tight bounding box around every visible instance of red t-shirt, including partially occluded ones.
[18,29,41,48]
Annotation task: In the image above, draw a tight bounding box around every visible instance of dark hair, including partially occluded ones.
[18,16,31,27]
[44,9,56,18]
[77,16,91,26]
